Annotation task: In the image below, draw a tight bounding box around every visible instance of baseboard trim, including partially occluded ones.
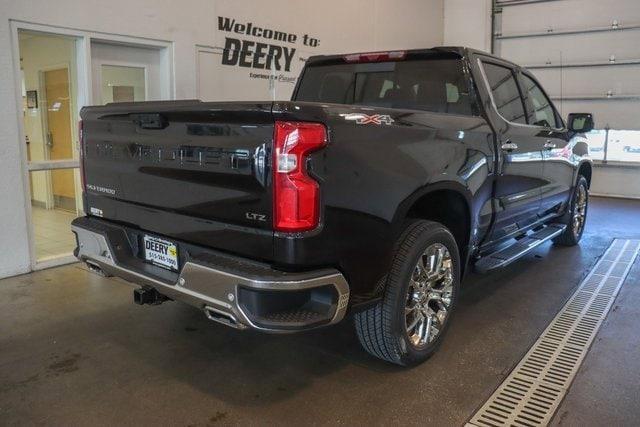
[54,195,76,211]
[31,199,47,209]
[34,255,78,271]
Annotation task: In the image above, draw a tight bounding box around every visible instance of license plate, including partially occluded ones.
[143,235,178,271]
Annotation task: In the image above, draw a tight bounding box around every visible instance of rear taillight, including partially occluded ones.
[273,121,327,232]
[343,50,406,63]
[78,119,86,191]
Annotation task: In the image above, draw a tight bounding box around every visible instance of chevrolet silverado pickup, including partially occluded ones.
[72,47,594,365]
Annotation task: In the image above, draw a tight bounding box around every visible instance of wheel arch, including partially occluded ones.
[393,182,474,275]
[577,161,592,188]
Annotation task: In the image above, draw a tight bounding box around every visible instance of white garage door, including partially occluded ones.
[494,0,640,163]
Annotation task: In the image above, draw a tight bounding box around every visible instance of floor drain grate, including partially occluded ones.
[468,239,640,427]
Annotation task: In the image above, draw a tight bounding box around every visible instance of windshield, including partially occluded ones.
[294,58,476,115]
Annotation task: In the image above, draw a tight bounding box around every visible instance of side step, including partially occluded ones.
[474,223,566,274]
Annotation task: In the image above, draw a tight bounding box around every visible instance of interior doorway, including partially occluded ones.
[91,41,168,104]
[19,30,82,262]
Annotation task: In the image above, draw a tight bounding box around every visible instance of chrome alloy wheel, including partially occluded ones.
[405,243,454,348]
[573,184,588,238]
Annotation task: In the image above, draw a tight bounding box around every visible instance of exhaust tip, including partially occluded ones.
[204,306,246,330]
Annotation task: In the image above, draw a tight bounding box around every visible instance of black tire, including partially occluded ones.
[354,220,461,366]
[553,176,589,246]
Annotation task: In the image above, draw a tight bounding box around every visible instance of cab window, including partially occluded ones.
[520,73,559,128]
[481,62,527,124]
[295,58,476,116]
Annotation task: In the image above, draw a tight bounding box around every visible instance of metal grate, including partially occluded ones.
[468,239,640,427]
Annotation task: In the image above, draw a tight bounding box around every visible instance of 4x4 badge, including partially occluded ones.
[340,113,394,125]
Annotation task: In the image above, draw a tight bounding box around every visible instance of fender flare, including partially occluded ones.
[391,180,475,271]
[575,160,593,187]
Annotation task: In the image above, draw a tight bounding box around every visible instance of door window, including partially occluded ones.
[481,62,527,124]
[520,73,559,128]
[100,64,146,104]
[91,41,165,104]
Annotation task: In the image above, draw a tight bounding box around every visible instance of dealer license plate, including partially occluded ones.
[143,235,178,271]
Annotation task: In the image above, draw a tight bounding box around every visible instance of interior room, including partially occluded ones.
[1,1,639,425]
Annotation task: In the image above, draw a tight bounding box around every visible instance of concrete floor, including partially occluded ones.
[1,196,638,426]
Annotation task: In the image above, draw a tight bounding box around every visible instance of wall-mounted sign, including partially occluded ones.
[217,16,321,84]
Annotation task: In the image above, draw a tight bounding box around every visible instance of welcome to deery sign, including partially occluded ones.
[217,16,321,82]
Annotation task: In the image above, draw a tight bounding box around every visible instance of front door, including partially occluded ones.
[518,71,574,216]
[478,60,546,244]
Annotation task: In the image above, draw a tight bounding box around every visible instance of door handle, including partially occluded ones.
[501,141,518,151]
[544,140,557,149]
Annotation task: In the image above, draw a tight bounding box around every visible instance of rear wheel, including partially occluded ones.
[354,220,460,366]
[553,175,589,246]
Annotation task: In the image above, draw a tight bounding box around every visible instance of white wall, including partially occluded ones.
[200,0,444,101]
[213,0,443,53]
[444,0,492,52]
[0,0,444,278]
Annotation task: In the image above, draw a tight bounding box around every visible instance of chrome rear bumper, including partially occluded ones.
[72,220,349,332]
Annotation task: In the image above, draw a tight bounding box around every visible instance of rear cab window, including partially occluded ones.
[294,52,477,116]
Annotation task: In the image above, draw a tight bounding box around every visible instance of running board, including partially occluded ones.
[475,224,566,274]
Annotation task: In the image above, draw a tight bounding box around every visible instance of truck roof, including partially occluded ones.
[305,46,519,68]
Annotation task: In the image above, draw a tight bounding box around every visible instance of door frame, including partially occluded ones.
[10,20,175,271]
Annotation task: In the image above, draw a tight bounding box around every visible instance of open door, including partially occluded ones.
[20,30,82,264]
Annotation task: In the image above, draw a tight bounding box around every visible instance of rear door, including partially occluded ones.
[476,59,546,243]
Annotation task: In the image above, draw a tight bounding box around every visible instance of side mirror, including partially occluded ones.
[567,113,594,133]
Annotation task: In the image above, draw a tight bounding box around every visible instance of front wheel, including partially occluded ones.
[553,175,589,246]
[354,220,460,366]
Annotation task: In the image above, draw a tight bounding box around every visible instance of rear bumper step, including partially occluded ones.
[474,223,566,273]
[71,217,349,332]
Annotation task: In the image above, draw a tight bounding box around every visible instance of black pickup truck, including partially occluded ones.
[72,47,593,365]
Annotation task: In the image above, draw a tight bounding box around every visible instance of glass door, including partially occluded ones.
[19,30,82,262]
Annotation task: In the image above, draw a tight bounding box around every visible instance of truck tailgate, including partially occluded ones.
[80,101,274,260]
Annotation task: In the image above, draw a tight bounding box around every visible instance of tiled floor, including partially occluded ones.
[31,206,78,260]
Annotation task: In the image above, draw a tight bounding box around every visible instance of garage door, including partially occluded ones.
[493,0,640,163]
